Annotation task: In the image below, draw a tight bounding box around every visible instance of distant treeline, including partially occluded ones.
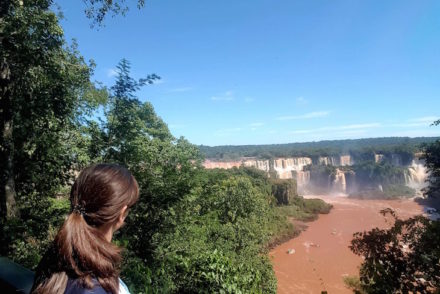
[199,137,439,161]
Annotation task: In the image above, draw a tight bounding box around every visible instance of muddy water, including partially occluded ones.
[269,195,425,294]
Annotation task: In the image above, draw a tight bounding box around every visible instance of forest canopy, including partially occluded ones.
[199,137,438,161]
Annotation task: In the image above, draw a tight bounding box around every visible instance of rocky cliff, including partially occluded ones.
[203,153,428,196]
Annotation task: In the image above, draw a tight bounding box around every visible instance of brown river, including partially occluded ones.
[269,195,425,294]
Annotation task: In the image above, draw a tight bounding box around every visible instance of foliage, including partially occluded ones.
[83,0,146,26]
[271,179,297,205]
[422,137,440,199]
[276,197,332,222]
[0,0,105,266]
[343,275,364,294]
[350,209,440,293]
[350,161,407,188]
[349,120,440,293]
[145,170,279,293]
[350,184,415,200]
[200,137,437,161]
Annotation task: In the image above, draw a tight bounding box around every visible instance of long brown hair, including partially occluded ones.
[32,164,139,294]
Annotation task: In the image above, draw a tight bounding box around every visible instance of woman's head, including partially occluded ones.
[32,164,139,294]
[70,163,139,230]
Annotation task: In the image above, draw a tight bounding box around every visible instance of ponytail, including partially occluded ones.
[32,164,139,294]
[33,212,121,293]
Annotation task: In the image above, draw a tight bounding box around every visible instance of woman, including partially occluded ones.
[32,163,139,294]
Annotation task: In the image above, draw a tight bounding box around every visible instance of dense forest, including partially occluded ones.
[200,137,438,161]
[0,1,439,293]
[0,2,331,292]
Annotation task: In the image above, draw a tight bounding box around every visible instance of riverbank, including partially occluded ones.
[269,195,425,294]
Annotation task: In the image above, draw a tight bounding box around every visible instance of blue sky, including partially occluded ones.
[57,0,440,146]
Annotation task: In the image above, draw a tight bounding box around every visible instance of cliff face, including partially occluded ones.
[317,155,353,166]
[203,153,428,195]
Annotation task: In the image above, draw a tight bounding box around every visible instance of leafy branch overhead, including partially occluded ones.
[83,0,146,26]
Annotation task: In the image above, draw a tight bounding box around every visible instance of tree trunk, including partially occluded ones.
[3,121,17,219]
[0,56,18,220]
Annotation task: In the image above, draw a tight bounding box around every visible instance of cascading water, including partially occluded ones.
[318,155,353,166]
[295,170,311,193]
[273,157,312,179]
[374,154,385,163]
[339,155,353,166]
[332,169,347,194]
[243,159,271,172]
[405,158,428,190]
[203,153,428,197]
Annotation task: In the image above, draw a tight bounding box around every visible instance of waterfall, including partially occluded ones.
[243,159,271,172]
[296,170,310,186]
[318,156,338,166]
[339,155,353,166]
[332,169,347,193]
[273,157,312,179]
[317,155,352,166]
[405,159,428,190]
[374,154,384,163]
[203,160,241,169]
[295,171,310,194]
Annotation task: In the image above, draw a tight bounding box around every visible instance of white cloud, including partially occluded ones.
[389,122,428,128]
[337,123,381,130]
[168,87,192,93]
[391,129,440,137]
[153,79,164,85]
[277,111,330,121]
[107,68,118,77]
[245,97,254,103]
[289,122,381,134]
[296,97,308,105]
[249,122,264,127]
[211,91,234,101]
[409,116,439,124]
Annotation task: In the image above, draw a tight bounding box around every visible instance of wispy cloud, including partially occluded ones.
[338,123,381,130]
[244,97,254,103]
[107,68,118,77]
[296,97,308,105]
[390,122,428,128]
[211,91,234,101]
[289,123,381,134]
[153,79,164,85]
[277,111,330,121]
[409,116,439,124]
[388,116,439,128]
[249,122,264,127]
[168,87,193,93]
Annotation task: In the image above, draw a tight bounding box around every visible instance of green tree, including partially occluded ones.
[150,172,278,293]
[349,120,440,293]
[92,58,203,268]
[350,209,440,293]
[83,0,146,25]
[0,0,106,266]
[423,119,440,199]
[0,0,104,220]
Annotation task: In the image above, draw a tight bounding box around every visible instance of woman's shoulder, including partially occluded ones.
[64,278,110,294]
